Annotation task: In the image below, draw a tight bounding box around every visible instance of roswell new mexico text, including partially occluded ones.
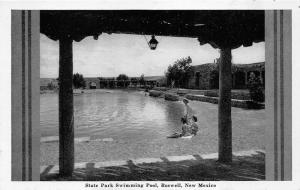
[85,182,217,188]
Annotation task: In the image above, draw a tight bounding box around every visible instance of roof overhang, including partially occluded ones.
[40,10,264,49]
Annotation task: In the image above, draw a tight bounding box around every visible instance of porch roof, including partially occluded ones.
[40,10,264,49]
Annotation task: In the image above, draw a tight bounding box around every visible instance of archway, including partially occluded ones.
[89,82,97,89]
[235,71,246,89]
[195,72,200,88]
[209,70,219,89]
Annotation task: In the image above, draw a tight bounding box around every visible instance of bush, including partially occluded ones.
[247,73,265,102]
[47,82,56,90]
[204,90,218,97]
[149,90,163,97]
[246,101,265,109]
[204,90,251,100]
[231,91,251,100]
[153,87,169,91]
[177,89,189,96]
[165,93,179,101]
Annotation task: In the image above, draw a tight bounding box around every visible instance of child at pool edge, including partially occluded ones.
[191,115,199,135]
[167,117,192,138]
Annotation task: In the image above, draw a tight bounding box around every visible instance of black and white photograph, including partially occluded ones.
[0,0,298,189]
[37,10,267,181]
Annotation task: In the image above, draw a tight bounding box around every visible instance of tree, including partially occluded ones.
[47,81,56,90]
[98,76,105,80]
[165,56,193,88]
[98,76,107,88]
[131,77,138,87]
[108,77,115,88]
[117,74,129,88]
[73,73,86,89]
[139,74,145,87]
[116,74,129,81]
[247,72,264,102]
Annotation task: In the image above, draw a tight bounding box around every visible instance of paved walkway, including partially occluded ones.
[40,149,265,181]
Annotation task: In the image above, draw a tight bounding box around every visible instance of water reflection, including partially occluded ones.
[40,90,185,139]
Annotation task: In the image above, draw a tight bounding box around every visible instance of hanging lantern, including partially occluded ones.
[148,35,159,50]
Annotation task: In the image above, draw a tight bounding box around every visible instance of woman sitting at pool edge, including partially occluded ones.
[183,98,199,135]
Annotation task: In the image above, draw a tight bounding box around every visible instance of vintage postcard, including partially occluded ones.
[0,0,299,189]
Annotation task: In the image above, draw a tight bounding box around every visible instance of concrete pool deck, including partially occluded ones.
[40,149,265,181]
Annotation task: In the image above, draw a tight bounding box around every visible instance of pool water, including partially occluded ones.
[40,89,266,164]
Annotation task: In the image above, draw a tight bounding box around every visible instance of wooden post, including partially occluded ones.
[218,48,232,163]
[59,37,74,176]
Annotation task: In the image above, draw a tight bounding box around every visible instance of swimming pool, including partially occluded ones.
[40,89,265,165]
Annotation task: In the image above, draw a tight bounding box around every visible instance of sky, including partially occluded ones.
[40,33,265,78]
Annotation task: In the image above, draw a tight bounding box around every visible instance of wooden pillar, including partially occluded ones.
[59,37,74,176]
[218,48,232,163]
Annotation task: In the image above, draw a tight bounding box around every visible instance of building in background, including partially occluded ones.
[187,61,265,90]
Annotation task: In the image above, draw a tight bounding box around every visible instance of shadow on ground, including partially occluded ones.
[41,151,265,181]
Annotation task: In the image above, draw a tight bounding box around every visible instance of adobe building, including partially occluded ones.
[40,78,59,90]
[188,61,265,90]
[84,77,101,89]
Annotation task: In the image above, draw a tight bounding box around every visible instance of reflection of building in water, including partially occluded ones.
[188,60,265,90]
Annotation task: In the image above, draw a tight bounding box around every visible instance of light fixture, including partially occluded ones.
[142,34,159,50]
[148,35,159,50]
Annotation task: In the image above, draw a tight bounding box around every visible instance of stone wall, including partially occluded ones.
[188,63,217,89]
[185,94,264,109]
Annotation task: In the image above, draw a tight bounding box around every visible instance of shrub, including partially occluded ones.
[247,72,265,102]
[149,90,163,97]
[204,90,218,97]
[165,93,179,101]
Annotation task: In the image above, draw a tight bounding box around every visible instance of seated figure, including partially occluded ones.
[167,117,193,138]
[190,115,199,135]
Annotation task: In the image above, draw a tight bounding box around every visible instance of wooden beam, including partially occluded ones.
[59,37,74,176]
[218,48,232,163]
[40,11,264,45]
